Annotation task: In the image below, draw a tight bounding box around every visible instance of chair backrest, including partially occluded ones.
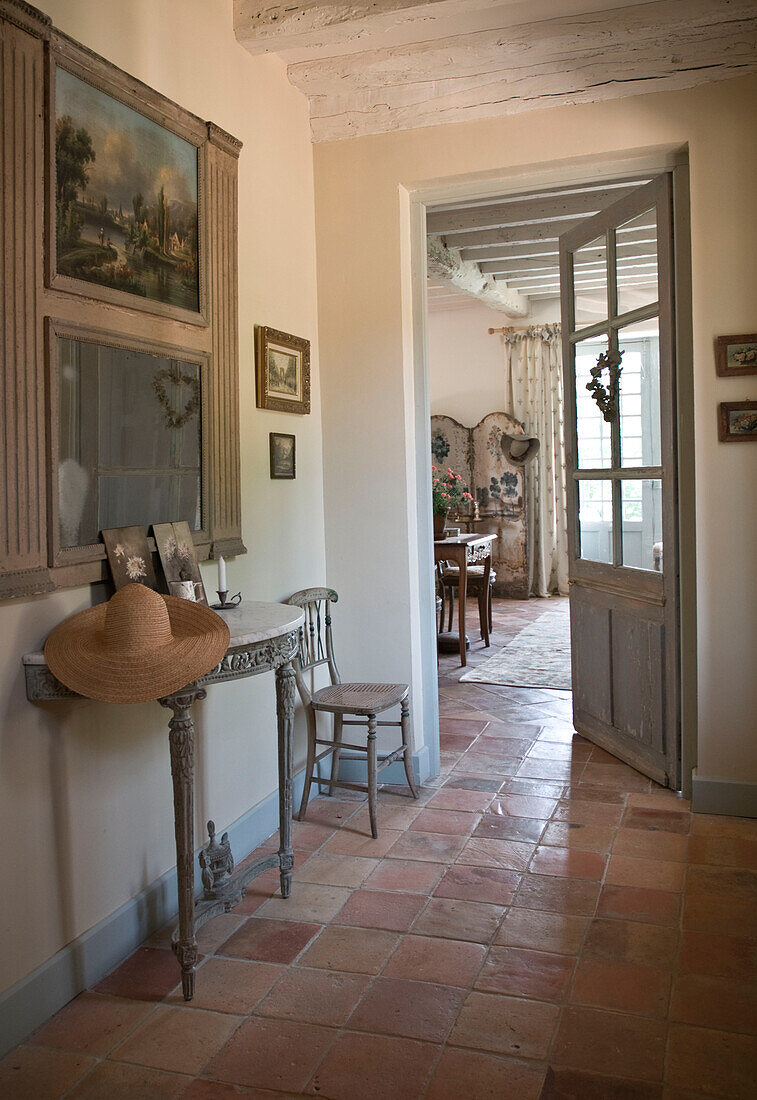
[284,587,340,706]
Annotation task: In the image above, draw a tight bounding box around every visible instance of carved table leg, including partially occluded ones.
[275,660,296,899]
[160,686,206,1000]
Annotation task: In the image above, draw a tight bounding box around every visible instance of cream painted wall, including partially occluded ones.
[314,76,757,789]
[0,0,325,996]
[428,297,562,425]
[428,300,507,426]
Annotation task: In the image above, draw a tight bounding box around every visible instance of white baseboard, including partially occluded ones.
[691,770,757,818]
[0,746,431,1057]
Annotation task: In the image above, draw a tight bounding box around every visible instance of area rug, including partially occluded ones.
[459,604,572,690]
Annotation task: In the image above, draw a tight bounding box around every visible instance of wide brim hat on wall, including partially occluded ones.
[44,583,230,704]
[501,430,541,466]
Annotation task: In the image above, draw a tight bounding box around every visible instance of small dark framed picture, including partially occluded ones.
[255,326,310,415]
[718,400,757,442]
[269,432,296,479]
[715,334,757,377]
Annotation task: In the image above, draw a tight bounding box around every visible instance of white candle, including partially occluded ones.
[218,555,226,593]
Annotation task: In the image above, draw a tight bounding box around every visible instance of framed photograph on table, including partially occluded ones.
[715,334,757,377]
[269,433,296,479]
[255,326,310,414]
[717,400,757,442]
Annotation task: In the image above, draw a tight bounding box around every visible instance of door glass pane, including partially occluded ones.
[578,479,613,564]
[616,208,658,316]
[575,337,612,469]
[618,318,661,468]
[573,234,607,328]
[622,479,662,571]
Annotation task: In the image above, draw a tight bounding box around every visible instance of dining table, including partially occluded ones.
[434,532,497,667]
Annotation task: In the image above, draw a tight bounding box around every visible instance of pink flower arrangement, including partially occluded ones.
[431,464,474,515]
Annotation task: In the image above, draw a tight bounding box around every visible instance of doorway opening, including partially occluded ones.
[414,163,693,795]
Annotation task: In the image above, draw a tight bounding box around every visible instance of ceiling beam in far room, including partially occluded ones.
[479,244,658,275]
[446,220,598,250]
[425,186,637,235]
[427,235,528,316]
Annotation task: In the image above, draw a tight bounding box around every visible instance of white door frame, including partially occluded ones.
[399,144,697,798]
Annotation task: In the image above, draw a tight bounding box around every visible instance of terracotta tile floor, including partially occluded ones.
[4,597,757,1098]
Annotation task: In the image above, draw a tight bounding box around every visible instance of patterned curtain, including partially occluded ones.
[502,324,569,598]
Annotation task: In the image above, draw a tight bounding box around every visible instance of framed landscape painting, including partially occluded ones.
[50,61,205,323]
[715,334,757,377]
[255,326,311,414]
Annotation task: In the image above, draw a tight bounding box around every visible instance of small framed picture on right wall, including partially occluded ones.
[715,333,757,376]
[718,400,757,442]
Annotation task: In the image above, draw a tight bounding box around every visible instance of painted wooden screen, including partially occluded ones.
[430,412,528,597]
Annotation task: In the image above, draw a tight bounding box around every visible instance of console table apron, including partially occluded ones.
[22,601,305,1001]
[434,534,497,667]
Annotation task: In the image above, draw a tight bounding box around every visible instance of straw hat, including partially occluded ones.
[44,583,230,703]
[501,429,540,466]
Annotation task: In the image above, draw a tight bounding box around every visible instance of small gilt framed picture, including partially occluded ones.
[717,400,757,442]
[269,433,296,479]
[255,326,310,415]
[715,334,757,377]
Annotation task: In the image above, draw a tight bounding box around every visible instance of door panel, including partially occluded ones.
[611,609,665,755]
[570,594,612,725]
[560,175,679,788]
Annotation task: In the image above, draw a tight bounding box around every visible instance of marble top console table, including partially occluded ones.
[23,600,305,1000]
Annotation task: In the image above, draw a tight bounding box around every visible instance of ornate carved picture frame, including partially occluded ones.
[255,326,311,415]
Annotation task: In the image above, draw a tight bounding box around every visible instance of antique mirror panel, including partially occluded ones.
[49,322,209,564]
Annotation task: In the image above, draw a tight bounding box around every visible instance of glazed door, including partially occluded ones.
[559,175,679,787]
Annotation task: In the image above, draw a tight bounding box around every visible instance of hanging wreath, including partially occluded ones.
[587,348,624,423]
[152,363,201,429]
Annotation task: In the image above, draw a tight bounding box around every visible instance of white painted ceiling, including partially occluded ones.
[234,0,757,142]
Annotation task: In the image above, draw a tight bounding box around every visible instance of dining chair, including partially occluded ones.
[437,562,495,642]
[285,587,418,837]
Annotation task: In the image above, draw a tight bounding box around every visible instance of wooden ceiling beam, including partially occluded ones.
[457,223,656,255]
[447,220,583,249]
[509,272,657,292]
[427,187,637,235]
[289,1,757,141]
[233,0,502,55]
[427,234,528,316]
[460,241,559,263]
[480,247,658,275]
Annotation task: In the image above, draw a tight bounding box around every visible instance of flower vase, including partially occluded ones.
[433,512,447,539]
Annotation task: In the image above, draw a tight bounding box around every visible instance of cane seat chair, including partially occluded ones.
[285,587,418,838]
